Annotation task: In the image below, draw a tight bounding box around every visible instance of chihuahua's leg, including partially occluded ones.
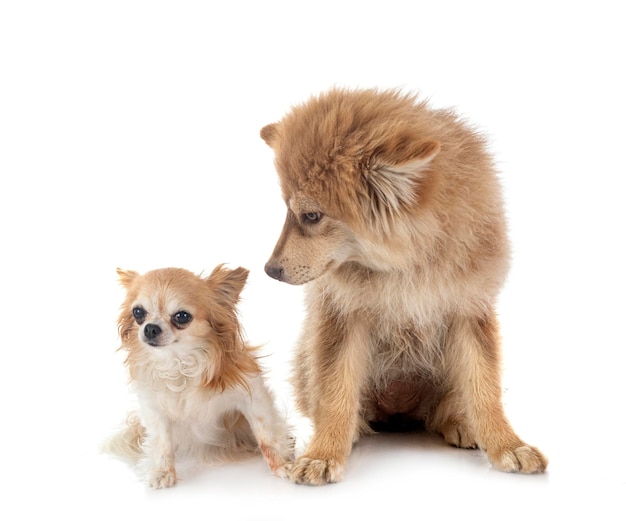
[242,375,294,477]
[141,407,177,488]
[287,313,370,485]
[446,310,547,473]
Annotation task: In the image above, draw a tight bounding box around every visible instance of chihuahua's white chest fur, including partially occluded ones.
[136,369,286,456]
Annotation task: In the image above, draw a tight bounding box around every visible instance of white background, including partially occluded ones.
[1,1,624,519]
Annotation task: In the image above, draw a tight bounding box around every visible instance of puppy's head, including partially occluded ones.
[116,266,255,388]
[261,88,440,285]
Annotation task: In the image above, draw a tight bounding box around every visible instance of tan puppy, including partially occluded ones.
[261,87,547,485]
[104,266,292,488]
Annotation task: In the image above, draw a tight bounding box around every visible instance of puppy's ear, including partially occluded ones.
[117,268,139,288]
[206,265,249,307]
[260,123,280,148]
[364,140,440,212]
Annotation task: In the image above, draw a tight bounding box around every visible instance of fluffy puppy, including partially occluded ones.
[261,87,547,485]
[104,266,292,488]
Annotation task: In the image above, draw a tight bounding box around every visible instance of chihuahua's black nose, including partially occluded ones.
[264,263,284,281]
[144,323,162,340]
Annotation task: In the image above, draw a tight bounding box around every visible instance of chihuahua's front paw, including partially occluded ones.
[147,468,177,489]
[286,456,344,485]
[259,441,290,477]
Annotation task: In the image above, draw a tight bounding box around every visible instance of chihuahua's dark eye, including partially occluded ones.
[132,307,146,324]
[302,212,322,224]
[172,311,193,327]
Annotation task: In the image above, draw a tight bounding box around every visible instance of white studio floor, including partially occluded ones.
[2,1,625,520]
[27,392,626,520]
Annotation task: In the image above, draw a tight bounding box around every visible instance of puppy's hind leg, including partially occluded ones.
[446,310,547,473]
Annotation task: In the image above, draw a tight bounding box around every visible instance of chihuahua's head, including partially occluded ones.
[116,265,256,390]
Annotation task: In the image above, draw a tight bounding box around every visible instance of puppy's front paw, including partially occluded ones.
[286,457,344,485]
[488,444,548,474]
[147,468,177,489]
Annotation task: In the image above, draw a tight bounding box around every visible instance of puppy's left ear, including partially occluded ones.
[206,265,249,306]
[364,140,440,211]
[116,268,139,288]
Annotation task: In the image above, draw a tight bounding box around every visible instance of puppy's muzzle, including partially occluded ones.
[143,323,162,345]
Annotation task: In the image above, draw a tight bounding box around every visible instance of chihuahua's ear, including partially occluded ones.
[206,265,249,307]
[260,123,280,148]
[116,268,139,288]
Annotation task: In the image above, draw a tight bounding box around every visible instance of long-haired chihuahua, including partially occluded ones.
[103,265,292,488]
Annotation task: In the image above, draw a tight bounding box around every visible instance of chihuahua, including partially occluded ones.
[103,265,292,488]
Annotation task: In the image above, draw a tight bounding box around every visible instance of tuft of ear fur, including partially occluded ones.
[205,265,249,307]
[362,140,440,232]
[260,123,280,148]
[202,265,258,392]
[116,268,139,345]
[117,268,139,288]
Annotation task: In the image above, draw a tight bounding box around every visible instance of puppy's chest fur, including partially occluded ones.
[318,270,450,423]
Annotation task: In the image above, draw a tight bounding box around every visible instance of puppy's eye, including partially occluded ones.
[172,311,193,327]
[302,212,322,224]
[132,307,146,324]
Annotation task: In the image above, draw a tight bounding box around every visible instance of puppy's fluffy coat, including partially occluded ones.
[104,266,292,488]
[261,87,547,485]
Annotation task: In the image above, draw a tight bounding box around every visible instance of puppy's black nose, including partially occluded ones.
[144,323,162,340]
[264,263,284,281]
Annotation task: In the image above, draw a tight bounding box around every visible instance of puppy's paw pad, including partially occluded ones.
[490,445,548,474]
[287,457,344,485]
[147,469,177,489]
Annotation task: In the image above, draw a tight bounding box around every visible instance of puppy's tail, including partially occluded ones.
[101,411,146,464]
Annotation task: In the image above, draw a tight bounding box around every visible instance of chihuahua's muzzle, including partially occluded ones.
[143,323,162,346]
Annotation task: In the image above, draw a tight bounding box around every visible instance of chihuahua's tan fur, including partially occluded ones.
[261,87,547,485]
